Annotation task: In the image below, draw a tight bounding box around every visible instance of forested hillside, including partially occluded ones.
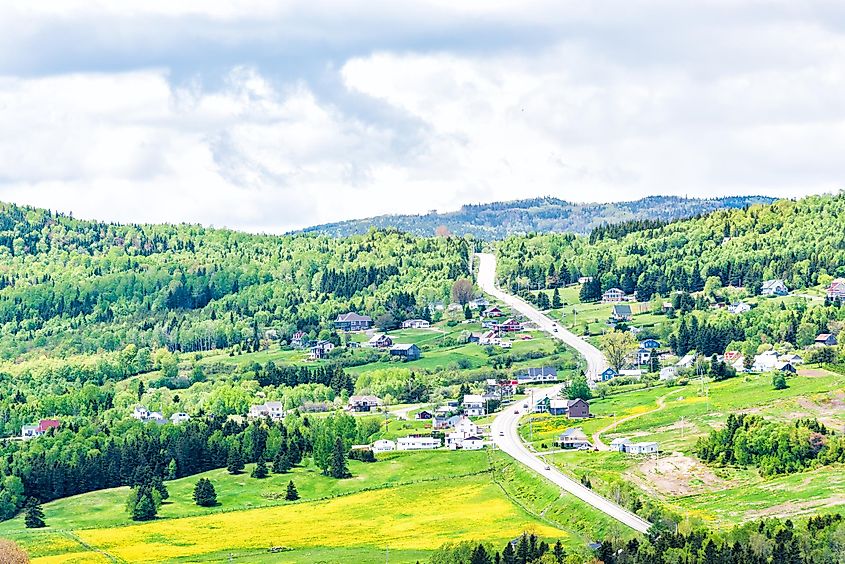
[496,193,845,300]
[301,195,774,239]
[0,202,472,362]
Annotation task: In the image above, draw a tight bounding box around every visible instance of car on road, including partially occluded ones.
[523,403,528,408]
[544,465,550,470]
[499,431,504,436]
[514,410,519,414]
[553,328,559,332]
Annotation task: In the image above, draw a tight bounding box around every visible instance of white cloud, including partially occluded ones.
[0,2,844,231]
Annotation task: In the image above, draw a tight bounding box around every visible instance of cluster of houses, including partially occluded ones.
[534,397,591,418]
[364,333,422,360]
[356,414,487,453]
[132,406,191,425]
[21,419,60,440]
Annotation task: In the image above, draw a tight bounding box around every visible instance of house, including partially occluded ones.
[557,428,592,449]
[170,412,191,424]
[486,378,517,398]
[482,306,504,318]
[347,395,382,412]
[415,410,433,420]
[780,353,804,365]
[309,340,335,360]
[636,348,653,365]
[827,278,845,301]
[469,297,489,309]
[397,436,440,451]
[625,442,660,455]
[724,351,742,363]
[132,406,150,420]
[467,333,481,344]
[533,397,550,413]
[611,304,632,322]
[599,367,618,381]
[548,398,570,416]
[761,279,789,296]
[401,319,431,329]
[462,436,485,450]
[609,438,631,452]
[389,343,421,360]
[659,366,678,381]
[372,439,396,453]
[291,331,308,348]
[602,288,626,303]
[752,350,780,372]
[146,411,167,425]
[433,414,461,430]
[676,354,696,368]
[775,361,797,374]
[248,402,284,421]
[334,312,373,331]
[728,302,751,315]
[446,417,482,449]
[566,398,590,419]
[21,419,61,440]
[578,276,594,284]
[367,334,393,348]
[462,394,487,417]
[496,318,522,333]
[517,366,558,383]
[640,339,661,350]
[815,333,838,347]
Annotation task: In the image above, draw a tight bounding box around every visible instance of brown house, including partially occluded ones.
[566,398,590,419]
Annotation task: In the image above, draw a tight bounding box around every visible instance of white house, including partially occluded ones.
[397,436,440,451]
[609,438,631,452]
[602,288,626,302]
[462,394,486,417]
[147,411,167,425]
[462,436,485,450]
[659,367,677,381]
[132,406,150,420]
[676,354,696,368]
[557,428,592,449]
[372,439,396,453]
[248,401,285,421]
[625,442,660,455]
[401,319,431,329]
[170,412,191,424]
[752,350,781,372]
[761,279,789,297]
[454,416,480,437]
[728,302,751,314]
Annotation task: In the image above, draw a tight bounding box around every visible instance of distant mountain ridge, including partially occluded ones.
[299,195,777,239]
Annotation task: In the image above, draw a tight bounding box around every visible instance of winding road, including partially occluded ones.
[476,253,652,534]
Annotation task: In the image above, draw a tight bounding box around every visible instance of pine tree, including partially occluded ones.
[551,288,561,309]
[501,541,516,564]
[130,490,157,521]
[251,456,269,479]
[227,446,244,475]
[552,540,565,563]
[285,480,299,501]
[470,544,492,564]
[193,478,217,507]
[24,498,45,529]
[273,450,291,474]
[329,437,351,479]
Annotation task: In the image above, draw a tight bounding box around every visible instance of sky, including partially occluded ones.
[0,1,843,233]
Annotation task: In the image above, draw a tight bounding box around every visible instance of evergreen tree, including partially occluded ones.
[772,372,788,390]
[551,288,561,309]
[193,478,217,507]
[227,446,245,475]
[552,540,565,563]
[329,437,351,479]
[273,450,291,474]
[464,304,473,320]
[501,541,516,564]
[470,544,492,564]
[285,480,299,501]
[23,498,45,529]
[251,456,269,479]
[130,489,157,521]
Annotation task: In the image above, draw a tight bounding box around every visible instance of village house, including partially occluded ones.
[462,394,487,417]
[517,366,558,383]
[557,428,592,449]
[728,302,751,314]
[309,340,335,360]
[775,361,797,374]
[415,410,433,420]
[599,367,618,381]
[635,347,653,365]
[609,438,631,452]
[752,350,780,372]
[566,398,590,419]
[482,306,504,318]
[291,331,308,348]
[625,442,660,455]
[371,439,396,453]
[347,395,383,412]
[815,333,838,347]
[433,414,461,430]
[469,297,489,309]
[146,411,167,425]
[479,330,499,345]
[248,401,285,421]
[827,278,845,301]
[389,343,421,360]
[401,319,431,329]
[659,366,678,381]
[761,279,789,296]
[548,398,569,416]
[334,312,373,331]
[602,288,626,303]
[21,419,60,440]
[676,353,696,368]
[496,318,522,333]
[132,406,150,420]
[170,412,191,424]
[461,436,485,450]
[397,435,441,451]
[367,334,393,348]
[611,304,633,322]
[486,378,517,399]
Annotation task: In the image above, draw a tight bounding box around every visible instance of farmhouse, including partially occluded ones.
[309,340,335,360]
[21,419,60,440]
[479,330,499,345]
[517,366,558,383]
[482,306,504,318]
[761,279,789,296]
[676,354,696,368]
[640,339,660,350]
[496,318,522,333]
[815,333,838,347]
[461,436,485,450]
[609,438,631,452]
[348,395,382,412]
[415,410,433,420]
[566,398,590,419]
[602,288,625,302]
[291,331,308,348]
[728,302,751,314]
[132,406,150,420]
[372,439,396,453]
[827,278,845,300]
[248,401,285,421]
[433,414,461,430]
[752,350,780,372]
[367,334,393,348]
[625,442,660,455]
[659,366,677,381]
[389,343,421,360]
[548,399,569,416]
[397,436,440,451]
[170,412,191,424]
[401,319,431,329]
[599,367,618,381]
[557,428,592,449]
[611,304,632,322]
[775,361,797,374]
[462,394,487,417]
[334,312,373,331]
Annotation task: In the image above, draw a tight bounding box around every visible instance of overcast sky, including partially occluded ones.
[1,1,843,233]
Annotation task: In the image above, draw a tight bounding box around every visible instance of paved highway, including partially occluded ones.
[476,253,652,534]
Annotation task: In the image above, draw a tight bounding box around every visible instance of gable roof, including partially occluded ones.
[612,304,632,315]
[390,343,418,351]
[522,367,558,378]
[335,312,372,322]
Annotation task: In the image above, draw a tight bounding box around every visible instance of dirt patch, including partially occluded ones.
[799,368,835,378]
[746,495,845,519]
[626,452,725,497]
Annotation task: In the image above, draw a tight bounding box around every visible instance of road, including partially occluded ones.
[476,253,652,534]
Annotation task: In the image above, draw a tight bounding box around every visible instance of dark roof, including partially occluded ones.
[612,304,632,315]
[335,312,372,322]
[522,367,558,378]
[567,398,588,407]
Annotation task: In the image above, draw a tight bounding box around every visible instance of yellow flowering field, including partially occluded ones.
[65,477,563,563]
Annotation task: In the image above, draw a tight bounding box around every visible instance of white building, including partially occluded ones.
[609,438,631,452]
[132,406,150,420]
[248,401,285,421]
[397,436,440,451]
[401,319,431,329]
[462,436,485,450]
[728,302,751,314]
[170,412,191,424]
[752,350,781,372]
[147,411,167,425]
[659,367,677,381]
[626,442,659,455]
[371,439,396,453]
[454,416,480,437]
[462,394,487,417]
[761,279,789,297]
